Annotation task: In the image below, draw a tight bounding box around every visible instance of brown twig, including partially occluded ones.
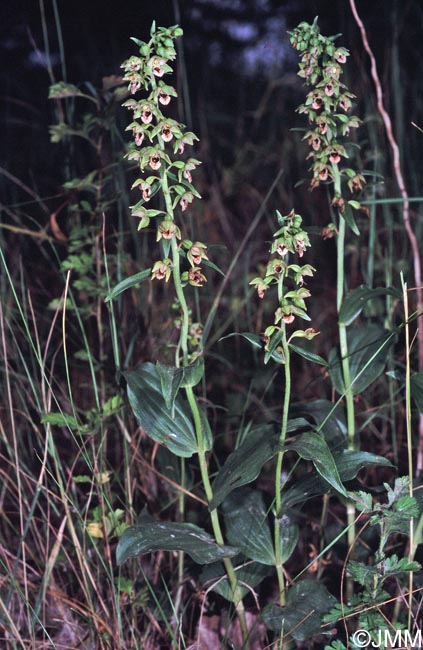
[349,0,423,475]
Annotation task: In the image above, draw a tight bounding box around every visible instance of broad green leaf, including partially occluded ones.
[201,558,271,601]
[116,520,238,565]
[222,489,298,566]
[339,286,401,326]
[211,420,308,509]
[125,362,198,457]
[282,450,392,509]
[41,412,78,428]
[285,432,348,497]
[181,356,205,387]
[288,343,328,367]
[105,269,151,302]
[156,362,184,416]
[328,325,394,395]
[262,580,337,640]
[411,373,423,412]
[290,399,347,447]
[336,449,393,481]
[211,428,280,509]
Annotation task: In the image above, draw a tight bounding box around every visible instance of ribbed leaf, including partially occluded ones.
[222,489,298,566]
[288,343,328,367]
[290,399,347,447]
[117,520,238,565]
[156,362,184,416]
[342,202,360,235]
[181,356,205,387]
[125,362,198,457]
[262,580,337,640]
[328,325,394,395]
[211,429,280,510]
[286,432,347,497]
[282,450,392,509]
[105,269,151,302]
[339,286,401,326]
[211,420,309,509]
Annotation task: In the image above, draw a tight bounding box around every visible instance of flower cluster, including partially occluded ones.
[121,24,207,288]
[250,210,318,360]
[289,18,364,195]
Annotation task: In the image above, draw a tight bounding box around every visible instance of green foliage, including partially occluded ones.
[125,362,211,457]
[262,580,337,641]
[3,8,421,650]
[221,488,298,566]
[328,325,394,395]
[117,517,239,565]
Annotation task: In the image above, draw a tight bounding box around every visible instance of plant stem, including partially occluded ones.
[333,164,356,600]
[185,385,250,647]
[274,321,290,606]
[167,204,249,643]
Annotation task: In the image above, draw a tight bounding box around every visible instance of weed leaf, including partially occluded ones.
[262,580,337,640]
[328,324,394,395]
[125,362,198,457]
[117,520,238,565]
[282,450,392,508]
[156,362,184,416]
[222,488,298,565]
[339,285,401,326]
[210,420,308,509]
[285,432,348,497]
[105,269,151,302]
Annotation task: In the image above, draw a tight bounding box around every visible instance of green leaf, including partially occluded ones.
[222,489,298,566]
[282,450,392,509]
[116,519,238,565]
[201,559,271,601]
[339,286,401,326]
[288,343,328,367]
[156,362,184,416]
[220,332,263,350]
[285,432,348,497]
[181,357,205,387]
[411,373,423,412]
[41,412,78,428]
[328,325,394,395]
[290,399,347,447]
[336,450,393,480]
[211,427,280,509]
[202,258,225,276]
[262,580,337,640]
[105,269,151,302]
[125,362,198,457]
[342,203,360,235]
[211,420,307,509]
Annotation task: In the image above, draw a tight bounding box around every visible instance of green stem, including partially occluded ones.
[185,385,250,647]
[274,322,290,606]
[333,164,356,600]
